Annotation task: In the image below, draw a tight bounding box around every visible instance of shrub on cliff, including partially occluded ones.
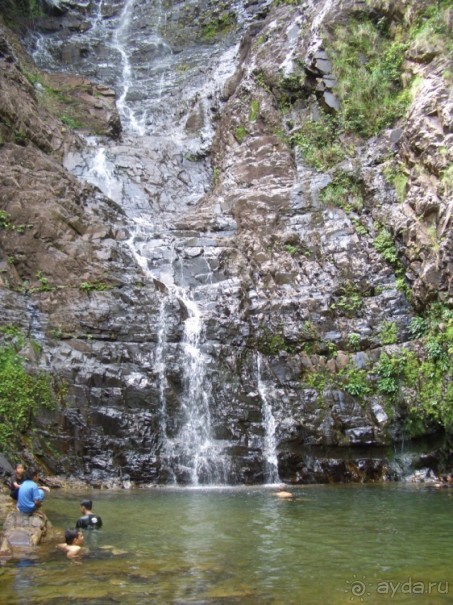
[0,0,42,19]
[0,328,56,453]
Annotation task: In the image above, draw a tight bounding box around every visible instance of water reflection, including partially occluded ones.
[14,558,37,604]
[1,485,452,605]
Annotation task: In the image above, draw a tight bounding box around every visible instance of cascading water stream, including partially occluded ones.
[124,232,229,484]
[179,293,211,484]
[257,354,280,484]
[85,144,120,201]
[112,0,146,135]
[173,289,230,485]
[28,0,273,484]
[25,300,45,344]
[154,297,177,483]
[94,0,105,29]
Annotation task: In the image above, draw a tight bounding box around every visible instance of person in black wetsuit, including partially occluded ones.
[76,499,103,529]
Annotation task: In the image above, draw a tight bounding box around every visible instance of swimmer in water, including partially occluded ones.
[57,529,84,559]
[76,499,103,530]
[273,483,294,498]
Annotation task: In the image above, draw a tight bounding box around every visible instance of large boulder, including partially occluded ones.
[0,510,49,558]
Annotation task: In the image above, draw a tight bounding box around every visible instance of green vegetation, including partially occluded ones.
[18,67,100,134]
[61,114,83,130]
[34,271,56,293]
[305,369,327,395]
[301,302,452,434]
[325,341,337,359]
[0,210,11,230]
[0,210,28,234]
[20,66,43,87]
[383,161,409,202]
[284,244,299,256]
[254,71,272,93]
[408,316,428,339]
[79,281,109,293]
[0,328,56,452]
[276,73,306,111]
[2,60,94,140]
[375,351,409,399]
[1,0,43,19]
[408,0,452,56]
[212,166,220,186]
[373,228,410,295]
[274,0,303,5]
[14,128,27,145]
[290,110,345,172]
[249,100,260,123]
[234,125,248,144]
[409,305,452,431]
[351,218,368,236]
[327,2,452,138]
[201,12,236,41]
[348,333,361,351]
[393,172,408,203]
[426,224,441,253]
[378,321,398,345]
[373,228,398,266]
[339,363,372,398]
[289,3,451,174]
[440,164,453,197]
[257,327,293,356]
[330,283,364,316]
[327,19,410,137]
[320,171,363,213]
[254,34,268,47]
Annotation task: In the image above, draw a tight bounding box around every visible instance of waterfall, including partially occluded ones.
[94,0,105,29]
[178,291,214,484]
[112,0,146,135]
[64,137,124,204]
[25,300,45,344]
[28,0,253,485]
[257,354,280,484]
[124,232,229,484]
[86,145,119,201]
[156,286,229,485]
[155,297,177,483]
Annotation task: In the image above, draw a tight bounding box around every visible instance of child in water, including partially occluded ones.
[57,529,85,559]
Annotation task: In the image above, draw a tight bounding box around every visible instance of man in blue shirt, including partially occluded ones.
[17,468,50,514]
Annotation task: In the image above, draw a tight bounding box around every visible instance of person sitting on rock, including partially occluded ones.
[76,499,103,530]
[57,529,85,559]
[17,468,50,515]
[9,463,25,501]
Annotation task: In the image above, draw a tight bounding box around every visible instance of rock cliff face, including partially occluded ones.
[0,0,451,485]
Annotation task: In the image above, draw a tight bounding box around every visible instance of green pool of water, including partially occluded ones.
[0,484,452,604]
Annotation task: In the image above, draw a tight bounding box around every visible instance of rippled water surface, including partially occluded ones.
[1,484,452,604]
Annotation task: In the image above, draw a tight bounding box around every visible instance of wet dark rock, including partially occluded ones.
[279,449,392,484]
